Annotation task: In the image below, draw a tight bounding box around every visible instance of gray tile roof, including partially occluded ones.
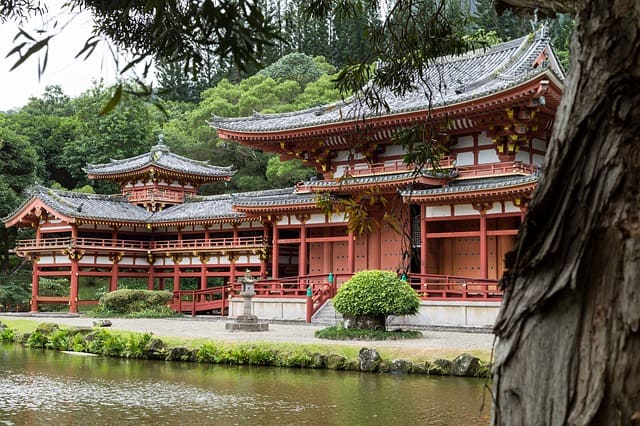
[210,29,563,134]
[150,194,243,222]
[84,142,235,178]
[232,187,317,207]
[400,174,539,197]
[24,185,152,222]
[298,169,456,190]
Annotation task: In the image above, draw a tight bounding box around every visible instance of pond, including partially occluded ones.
[0,344,491,425]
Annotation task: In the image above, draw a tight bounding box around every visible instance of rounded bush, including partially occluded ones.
[99,289,173,314]
[333,270,420,317]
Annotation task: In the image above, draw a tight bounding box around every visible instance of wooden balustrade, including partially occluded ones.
[126,189,185,203]
[456,161,539,179]
[407,273,502,300]
[14,236,265,252]
[171,286,229,316]
[343,156,455,177]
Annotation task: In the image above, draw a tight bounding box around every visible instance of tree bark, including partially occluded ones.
[492,1,640,425]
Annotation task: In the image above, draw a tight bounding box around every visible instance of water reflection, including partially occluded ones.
[1,344,490,425]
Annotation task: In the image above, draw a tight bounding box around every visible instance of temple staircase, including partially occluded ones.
[310,299,343,326]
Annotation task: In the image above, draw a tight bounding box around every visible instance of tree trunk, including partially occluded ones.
[492,1,640,425]
[343,313,387,331]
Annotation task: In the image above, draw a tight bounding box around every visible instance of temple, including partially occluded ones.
[4,29,563,327]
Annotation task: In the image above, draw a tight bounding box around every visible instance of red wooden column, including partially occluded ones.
[473,202,491,279]
[271,219,279,279]
[480,211,488,279]
[199,255,209,290]
[420,204,428,275]
[298,217,307,277]
[260,222,269,278]
[69,224,79,313]
[31,226,42,312]
[232,223,239,245]
[347,230,355,274]
[172,255,181,292]
[31,262,39,312]
[229,255,237,285]
[110,228,119,291]
[69,258,79,313]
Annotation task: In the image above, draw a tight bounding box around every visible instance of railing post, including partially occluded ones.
[305,285,313,323]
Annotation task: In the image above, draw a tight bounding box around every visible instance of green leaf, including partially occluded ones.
[99,84,123,116]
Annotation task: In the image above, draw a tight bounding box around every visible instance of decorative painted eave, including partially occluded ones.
[295,170,455,194]
[84,141,235,181]
[210,29,564,149]
[400,175,539,205]
[230,188,319,213]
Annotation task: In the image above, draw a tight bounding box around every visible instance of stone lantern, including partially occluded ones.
[225,269,269,332]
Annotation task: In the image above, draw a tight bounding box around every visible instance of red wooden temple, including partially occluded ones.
[4,29,564,327]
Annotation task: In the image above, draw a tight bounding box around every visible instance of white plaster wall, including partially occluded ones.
[334,165,346,178]
[478,132,493,146]
[382,145,406,157]
[456,151,474,166]
[388,301,501,328]
[533,154,546,166]
[503,201,521,213]
[532,138,546,151]
[229,298,306,321]
[95,256,112,265]
[486,203,502,215]
[39,255,55,264]
[288,216,301,225]
[515,151,529,163]
[455,135,474,149]
[426,206,451,218]
[478,149,499,164]
[329,212,347,223]
[454,204,479,216]
[334,150,351,162]
[306,213,326,225]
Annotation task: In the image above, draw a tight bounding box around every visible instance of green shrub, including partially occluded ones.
[98,289,173,314]
[333,270,420,317]
[0,327,16,342]
[315,325,422,340]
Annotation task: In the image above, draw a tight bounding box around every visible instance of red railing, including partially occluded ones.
[307,280,338,323]
[456,161,539,179]
[125,189,186,203]
[343,156,455,177]
[407,273,502,300]
[14,236,265,252]
[171,286,230,316]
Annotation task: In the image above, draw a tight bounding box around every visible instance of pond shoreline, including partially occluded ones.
[0,314,495,378]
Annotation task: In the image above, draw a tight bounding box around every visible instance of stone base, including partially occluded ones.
[225,315,269,332]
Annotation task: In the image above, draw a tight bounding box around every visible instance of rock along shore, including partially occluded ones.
[0,314,496,378]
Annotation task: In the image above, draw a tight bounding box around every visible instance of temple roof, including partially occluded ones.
[210,28,564,136]
[84,140,235,180]
[400,174,539,204]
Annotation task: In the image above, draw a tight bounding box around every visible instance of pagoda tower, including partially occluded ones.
[84,136,235,211]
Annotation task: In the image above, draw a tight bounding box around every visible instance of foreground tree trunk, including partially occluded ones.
[492,1,640,425]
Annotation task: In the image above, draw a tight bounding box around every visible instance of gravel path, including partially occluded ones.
[0,314,496,354]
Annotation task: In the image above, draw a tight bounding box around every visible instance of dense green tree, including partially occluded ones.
[0,126,38,273]
[258,53,324,89]
[63,84,153,189]
[266,157,317,187]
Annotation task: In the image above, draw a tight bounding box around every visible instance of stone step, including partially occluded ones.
[311,299,343,326]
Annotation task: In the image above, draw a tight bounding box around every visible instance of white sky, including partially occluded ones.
[0,3,145,112]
